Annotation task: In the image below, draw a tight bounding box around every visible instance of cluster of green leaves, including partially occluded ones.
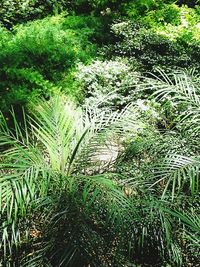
[108,19,200,73]
[116,70,200,265]
[122,0,200,19]
[96,2,200,76]
[75,50,200,265]
[0,0,123,28]
[76,59,141,109]
[0,1,200,266]
[1,0,199,29]
[121,0,173,18]
[0,14,102,112]
[140,4,200,44]
[0,71,200,266]
[0,95,140,266]
[0,0,69,28]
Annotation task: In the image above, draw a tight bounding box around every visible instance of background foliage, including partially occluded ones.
[0,0,200,266]
[0,14,104,112]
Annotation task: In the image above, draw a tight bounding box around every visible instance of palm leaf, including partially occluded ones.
[151,154,200,200]
[0,95,138,264]
[147,69,200,133]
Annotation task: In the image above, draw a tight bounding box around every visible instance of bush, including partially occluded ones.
[0,0,124,27]
[1,0,198,29]
[11,15,98,79]
[0,14,99,112]
[122,0,175,18]
[76,59,141,109]
[111,3,200,74]
[139,3,181,26]
[1,88,199,266]
[109,20,200,73]
[0,0,69,28]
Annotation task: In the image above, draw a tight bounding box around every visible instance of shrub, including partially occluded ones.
[0,68,56,112]
[1,0,198,29]
[11,15,98,79]
[139,3,181,26]
[0,95,142,266]
[0,14,99,112]
[0,0,68,28]
[121,0,175,18]
[109,20,200,73]
[1,92,199,266]
[0,0,124,27]
[127,4,200,47]
[109,3,200,73]
[76,59,142,109]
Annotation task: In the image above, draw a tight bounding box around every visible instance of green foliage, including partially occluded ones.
[145,5,200,45]
[76,59,141,108]
[1,71,200,266]
[0,14,100,112]
[0,67,56,112]
[0,1,200,266]
[150,70,200,134]
[0,0,121,27]
[128,4,200,53]
[0,95,139,266]
[12,15,97,79]
[109,20,200,73]
[0,0,69,28]
[140,3,181,26]
[106,3,200,74]
[1,0,199,29]
[115,70,200,265]
[122,0,177,18]
[71,0,118,9]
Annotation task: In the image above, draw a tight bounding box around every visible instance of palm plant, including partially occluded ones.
[1,69,199,267]
[114,69,200,265]
[141,70,200,263]
[150,69,200,133]
[0,95,140,266]
[146,70,200,199]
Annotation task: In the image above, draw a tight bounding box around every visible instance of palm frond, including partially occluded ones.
[0,95,139,265]
[165,209,200,250]
[31,95,140,175]
[148,69,200,133]
[151,154,200,200]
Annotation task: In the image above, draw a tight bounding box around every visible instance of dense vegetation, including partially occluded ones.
[0,1,199,266]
